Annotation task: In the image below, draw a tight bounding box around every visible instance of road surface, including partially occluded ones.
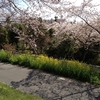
[0,62,100,100]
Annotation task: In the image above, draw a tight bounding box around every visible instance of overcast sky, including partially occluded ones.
[19,0,100,10]
[18,0,100,19]
[72,0,100,5]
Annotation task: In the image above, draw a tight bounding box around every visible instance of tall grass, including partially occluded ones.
[0,82,43,100]
[0,50,9,62]
[0,49,100,85]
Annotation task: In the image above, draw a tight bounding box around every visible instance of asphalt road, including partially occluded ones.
[0,62,100,100]
[0,63,31,85]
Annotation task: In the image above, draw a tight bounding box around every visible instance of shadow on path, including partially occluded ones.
[11,69,100,100]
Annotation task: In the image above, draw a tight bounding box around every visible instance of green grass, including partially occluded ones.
[0,49,100,85]
[0,82,43,100]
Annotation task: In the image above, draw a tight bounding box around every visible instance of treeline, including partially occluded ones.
[0,19,100,66]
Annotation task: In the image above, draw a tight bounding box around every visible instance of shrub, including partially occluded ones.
[0,50,10,62]
[46,38,76,59]
[0,50,100,85]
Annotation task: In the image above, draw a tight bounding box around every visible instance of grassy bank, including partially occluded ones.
[0,82,43,100]
[0,49,100,85]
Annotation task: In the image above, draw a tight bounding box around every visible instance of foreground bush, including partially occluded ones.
[0,49,100,85]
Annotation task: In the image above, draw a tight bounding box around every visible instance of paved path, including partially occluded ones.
[0,63,100,100]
